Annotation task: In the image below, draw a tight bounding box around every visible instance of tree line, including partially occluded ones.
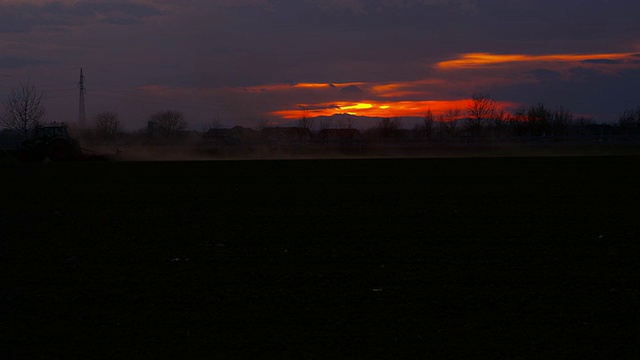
[0,81,189,143]
[94,109,188,142]
[387,94,640,142]
[2,82,640,145]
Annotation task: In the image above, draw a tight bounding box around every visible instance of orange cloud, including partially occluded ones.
[370,81,441,98]
[437,52,639,69]
[239,80,447,98]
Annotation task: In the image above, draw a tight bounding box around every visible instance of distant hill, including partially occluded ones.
[276,113,426,130]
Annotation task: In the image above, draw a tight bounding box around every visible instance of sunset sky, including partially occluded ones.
[1,0,639,129]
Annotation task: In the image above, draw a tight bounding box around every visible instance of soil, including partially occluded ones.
[2,156,639,358]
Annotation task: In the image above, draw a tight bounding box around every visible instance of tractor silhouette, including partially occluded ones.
[19,124,81,161]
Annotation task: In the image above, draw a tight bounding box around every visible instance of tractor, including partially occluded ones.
[19,123,82,161]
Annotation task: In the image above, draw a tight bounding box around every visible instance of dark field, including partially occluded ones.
[2,156,639,359]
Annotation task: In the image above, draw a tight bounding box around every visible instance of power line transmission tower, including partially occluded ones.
[78,68,86,127]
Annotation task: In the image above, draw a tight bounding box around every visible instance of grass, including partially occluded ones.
[2,156,639,358]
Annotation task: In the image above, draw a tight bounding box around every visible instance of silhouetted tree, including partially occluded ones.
[149,109,187,138]
[573,117,594,136]
[466,93,496,136]
[0,80,46,140]
[95,111,123,141]
[201,114,222,132]
[489,109,507,137]
[375,117,401,141]
[439,109,461,138]
[552,107,573,137]
[298,110,314,131]
[422,109,435,140]
[319,116,334,131]
[508,106,529,136]
[526,103,552,136]
[335,115,354,129]
[616,108,640,135]
[257,118,269,131]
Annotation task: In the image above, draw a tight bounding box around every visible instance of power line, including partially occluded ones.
[78,68,86,127]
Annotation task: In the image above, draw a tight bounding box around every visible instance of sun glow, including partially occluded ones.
[272,99,515,119]
[237,49,633,122]
[339,103,373,111]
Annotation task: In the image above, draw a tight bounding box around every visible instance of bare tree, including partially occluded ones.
[616,108,640,135]
[336,115,354,129]
[319,116,334,131]
[573,116,594,136]
[526,103,552,136]
[149,109,188,138]
[346,115,354,129]
[95,111,123,141]
[552,107,573,137]
[201,114,222,133]
[298,110,314,131]
[439,109,461,138]
[1,80,46,140]
[257,118,269,131]
[422,109,435,139]
[508,106,529,136]
[466,93,496,136]
[375,116,401,141]
[490,109,507,137]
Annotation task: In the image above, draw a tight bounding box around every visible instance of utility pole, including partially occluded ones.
[78,68,86,127]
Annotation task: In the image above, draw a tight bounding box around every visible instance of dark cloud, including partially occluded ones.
[494,66,640,119]
[299,104,339,110]
[0,56,51,69]
[0,20,31,33]
[529,69,563,81]
[582,59,624,65]
[75,1,164,18]
[340,85,363,93]
[104,17,143,26]
[568,67,601,81]
[0,1,165,33]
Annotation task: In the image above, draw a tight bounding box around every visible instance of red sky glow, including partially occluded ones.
[272,99,516,120]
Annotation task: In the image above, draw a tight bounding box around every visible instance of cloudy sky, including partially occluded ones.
[1,0,639,129]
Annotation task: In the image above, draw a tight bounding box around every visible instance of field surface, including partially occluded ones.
[2,156,639,358]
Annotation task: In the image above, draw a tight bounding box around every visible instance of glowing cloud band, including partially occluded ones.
[437,52,639,69]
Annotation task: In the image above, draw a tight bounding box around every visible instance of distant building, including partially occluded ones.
[205,126,261,145]
[585,124,614,139]
[317,128,362,144]
[261,127,312,144]
[205,128,240,145]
